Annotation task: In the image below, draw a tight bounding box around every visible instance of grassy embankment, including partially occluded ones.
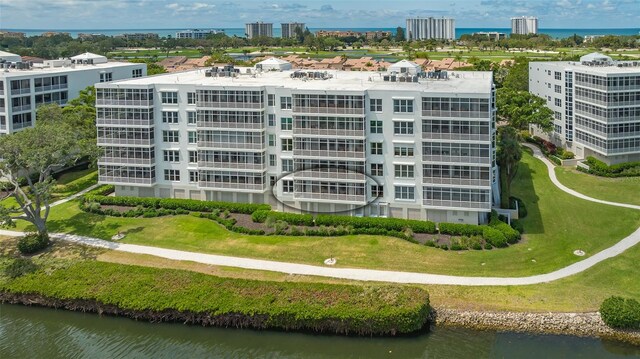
[555,166,640,206]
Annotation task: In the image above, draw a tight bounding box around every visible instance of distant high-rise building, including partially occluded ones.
[175,29,222,40]
[405,17,456,41]
[511,16,538,35]
[281,23,305,39]
[245,22,273,39]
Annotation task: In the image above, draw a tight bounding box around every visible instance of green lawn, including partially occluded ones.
[555,167,640,206]
[16,151,640,278]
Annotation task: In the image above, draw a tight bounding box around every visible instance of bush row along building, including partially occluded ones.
[95,59,499,224]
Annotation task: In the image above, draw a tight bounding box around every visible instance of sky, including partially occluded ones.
[1,0,639,29]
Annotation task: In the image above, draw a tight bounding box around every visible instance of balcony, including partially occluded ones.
[198,161,265,171]
[422,199,491,210]
[422,155,491,165]
[293,149,365,159]
[97,118,154,127]
[198,181,265,191]
[294,169,365,181]
[294,191,366,203]
[292,106,364,116]
[423,132,491,142]
[196,101,263,109]
[422,110,490,119]
[196,121,264,130]
[98,157,155,166]
[12,104,32,112]
[293,128,365,137]
[34,83,68,93]
[197,141,264,150]
[96,99,154,107]
[422,177,491,187]
[99,175,155,185]
[97,137,155,146]
[11,88,31,96]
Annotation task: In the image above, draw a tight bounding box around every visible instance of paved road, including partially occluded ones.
[2,155,639,286]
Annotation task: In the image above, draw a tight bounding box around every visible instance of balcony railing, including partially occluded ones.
[293,149,366,159]
[292,106,364,115]
[422,110,489,119]
[294,170,365,181]
[34,83,68,92]
[96,99,154,107]
[99,175,155,185]
[196,101,263,109]
[12,104,32,112]
[97,118,154,127]
[97,138,155,146]
[98,157,154,166]
[197,141,264,150]
[197,161,265,170]
[293,128,365,137]
[423,133,491,142]
[294,192,366,203]
[196,121,264,130]
[422,199,491,210]
[198,181,265,191]
[422,155,491,165]
[422,177,491,187]
[11,88,31,96]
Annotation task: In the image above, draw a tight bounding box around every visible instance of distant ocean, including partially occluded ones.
[4,27,640,39]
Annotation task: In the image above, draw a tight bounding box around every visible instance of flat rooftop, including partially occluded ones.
[533,61,640,75]
[0,61,140,78]
[103,68,494,94]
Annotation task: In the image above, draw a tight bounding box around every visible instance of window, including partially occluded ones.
[187,111,197,125]
[370,163,383,176]
[555,98,562,107]
[132,69,143,78]
[163,150,180,162]
[162,130,179,143]
[270,176,277,186]
[268,94,275,106]
[371,185,384,198]
[161,92,178,104]
[554,111,562,120]
[281,138,293,151]
[188,131,197,144]
[99,72,113,83]
[187,92,196,104]
[370,120,383,134]
[268,114,275,126]
[554,85,562,94]
[268,134,275,146]
[394,145,414,157]
[280,96,292,110]
[394,164,414,178]
[189,171,199,183]
[269,154,276,166]
[281,117,293,131]
[162,111,178,124]
[554,71,562,80]
[164,169,180,181]
[188,150,198,163]
[393,99,413,113]
[282,159,293,172]
[282,180,294,193]
[394,186,415,200]
[394,121,414,135]
[371,142,383,155]
[554,124,563,134]
[370,98,382,112]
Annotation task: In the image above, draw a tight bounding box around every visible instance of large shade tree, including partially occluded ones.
[496,126,523,208]
[497,87,554,133]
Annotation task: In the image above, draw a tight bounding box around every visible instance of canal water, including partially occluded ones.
[1,304,639,358]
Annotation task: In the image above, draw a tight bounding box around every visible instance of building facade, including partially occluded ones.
[0,52,146,135]
[406,17,456,41]
[281,23,305,39]
[472,32,507,41]
[511,17,538,35]
[116,33,159,41]
[245,22,273,39]
[175,29,221,40]
[529,53,640,164]
[96,61,498,224]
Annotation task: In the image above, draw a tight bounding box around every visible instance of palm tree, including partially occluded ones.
[496,126,523,208]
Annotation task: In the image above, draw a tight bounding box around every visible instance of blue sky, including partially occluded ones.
[1,0,639,29]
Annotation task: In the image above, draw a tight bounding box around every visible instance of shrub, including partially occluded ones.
[584,156,640,177]
[561,151,575,160]
[510,196,527,219]
[17,233,50,255]
[600,296,640,329]
[482,227,507,248]
[4,258,38,279]
[251,209,270,223]
[53,171,98,194]
[438,222,485,237]
[316,215,436,234]
[83,195,270,214]
[84,185,115,197]
[488,211,521,244]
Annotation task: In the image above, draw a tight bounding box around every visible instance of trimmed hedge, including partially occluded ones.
[315,215,437,234]
[253,211,314,226]
[84,195,270,214]
[53,171,98,194]
[482,227,507,248]
[0,260,431,335]
[17,233,50,255]
[84,185,115,197]
[489,211,521,244]
[600,296,640,329]
[438,223,485,237]
[583,156,640,177]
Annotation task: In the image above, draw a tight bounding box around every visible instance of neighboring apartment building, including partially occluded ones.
[0,51,146,135]
[116,33,159,41]
[95,59,498,224]
[529,53,640,164]
[175,29,221,40]
[281,23,305,39]
[511,16,538,35]
[245,22,273,39]
[472,32,507,41]
[406,17,456,41]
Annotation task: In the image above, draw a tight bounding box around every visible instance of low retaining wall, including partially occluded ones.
[432,308,640,346]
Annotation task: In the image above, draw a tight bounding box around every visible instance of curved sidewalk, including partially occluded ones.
[1,155,639,286]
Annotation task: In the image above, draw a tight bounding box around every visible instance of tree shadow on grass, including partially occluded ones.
[512,159,545,235]
[47,211,121,240]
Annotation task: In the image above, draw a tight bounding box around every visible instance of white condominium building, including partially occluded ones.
[245,22,273,39]
[511,16,538,35]
[0,51,146,135]
[175,29,222,39]
[95,59,498,224]
[281,23,305,39]
[406,17,456,41]
[529,53,640,164]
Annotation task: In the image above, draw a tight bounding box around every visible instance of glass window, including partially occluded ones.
[370,120,383,134]
[161,92,178,104]
[369,98,382,112]
[394,186,414,200]
[393,99,413,113]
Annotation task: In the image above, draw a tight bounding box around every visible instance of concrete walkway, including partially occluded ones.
[2,157,639,286]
